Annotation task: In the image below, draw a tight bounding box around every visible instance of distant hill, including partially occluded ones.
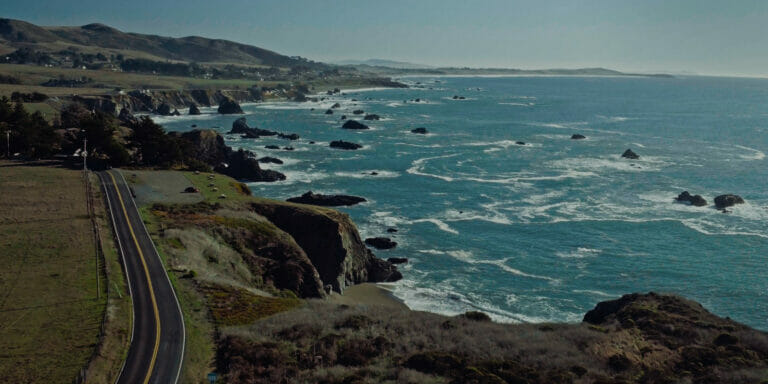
[0,18,317,68]
[335,58,434,69]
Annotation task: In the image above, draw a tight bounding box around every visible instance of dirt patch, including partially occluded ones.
[125,169,203,206]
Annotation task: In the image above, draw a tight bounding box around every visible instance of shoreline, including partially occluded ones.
[326,283,409,310]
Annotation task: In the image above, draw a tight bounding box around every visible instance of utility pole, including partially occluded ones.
[83,137,87,171]
[5,130,9,158]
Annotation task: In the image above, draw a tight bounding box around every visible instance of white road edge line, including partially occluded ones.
[117,170,186,384]
[97,172,136,384]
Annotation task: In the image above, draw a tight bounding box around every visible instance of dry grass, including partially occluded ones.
[201,284,301,326]
[83,172,132,383]
[0,161,106,383]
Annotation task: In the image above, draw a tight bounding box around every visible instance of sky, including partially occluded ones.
[2,0,768,76]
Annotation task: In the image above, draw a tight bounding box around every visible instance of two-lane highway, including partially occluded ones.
[99,170,185,384]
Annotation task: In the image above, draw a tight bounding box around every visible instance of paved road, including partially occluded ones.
[99,170,185,384]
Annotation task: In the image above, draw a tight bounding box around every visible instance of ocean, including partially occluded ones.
[158,75,768,330]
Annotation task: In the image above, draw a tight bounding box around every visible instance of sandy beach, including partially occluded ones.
[326,283,408,309]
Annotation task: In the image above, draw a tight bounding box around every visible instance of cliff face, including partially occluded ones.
[249,200,401,293]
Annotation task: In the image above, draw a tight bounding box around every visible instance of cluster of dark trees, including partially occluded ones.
[120,58,206,77]
[0,97,208,170]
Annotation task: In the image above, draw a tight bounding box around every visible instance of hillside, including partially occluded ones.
[0,18,320,68]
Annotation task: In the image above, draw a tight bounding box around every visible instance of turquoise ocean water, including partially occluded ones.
[159,76,768,329]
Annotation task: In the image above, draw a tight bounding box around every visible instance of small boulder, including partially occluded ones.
[386,228,398,233]
[621,149,639,159]
[342,120,369,130]
[331,103,341,109]
[330,140,362,150]
[714,194,744,209]
[283,146,294,151]
[352,109,364,115]
[571,134,586,140]
[387,257,408,264]
[340,115,347,120]
[278,133,300,140]
[183,186,199,193]
[325,109,334,115]
[363,114,380,121]
[265,145,280,149]
[364,237,398,250]
[189,103,201,115]
[515,141,526,145]
[411,127,428,134]
[218,98,243,114]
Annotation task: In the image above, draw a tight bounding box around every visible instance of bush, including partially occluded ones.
[461,311,491,322]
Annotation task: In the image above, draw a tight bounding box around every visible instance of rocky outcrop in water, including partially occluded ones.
[571,134,586,140]
[325,109,333,115]
[218,149,286,182]
[155,102,173,115]
[174,129,286,182]
[342,120,369,130]
[287,191,366,207]
[230,117,278,137]
[621,148,639,159]
[714,194,745,209]
[330,140,362,150]
[411,127,428,134]
[250,201,402,293]
[363,114,380,121]
[189,103,201,115]
[675,191,707,206]
[218,97,244,114]
[364,237,397,250]
[258,156,283,164]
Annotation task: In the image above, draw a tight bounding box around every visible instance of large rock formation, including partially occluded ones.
[714,194,745,209]
[287,191,366,207]
[174,130,286,182]
[189,103,201,115]
[155,102,173,116]
[250,201,402,293]
[218,98,244,114]
[218,149,286,182]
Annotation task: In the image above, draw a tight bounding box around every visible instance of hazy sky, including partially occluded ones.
[2,0,768,76]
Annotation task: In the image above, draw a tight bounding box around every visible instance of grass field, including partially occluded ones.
[0,161,107,383]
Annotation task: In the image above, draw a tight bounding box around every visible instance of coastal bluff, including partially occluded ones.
[251,199,402,293]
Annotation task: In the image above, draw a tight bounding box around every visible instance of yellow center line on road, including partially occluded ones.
[108,171,161,384]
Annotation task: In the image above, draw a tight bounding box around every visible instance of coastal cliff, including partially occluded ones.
[250,199,402,293]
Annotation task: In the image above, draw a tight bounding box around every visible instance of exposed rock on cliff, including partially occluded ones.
[286,191,366,207]
[250,200,402,293]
